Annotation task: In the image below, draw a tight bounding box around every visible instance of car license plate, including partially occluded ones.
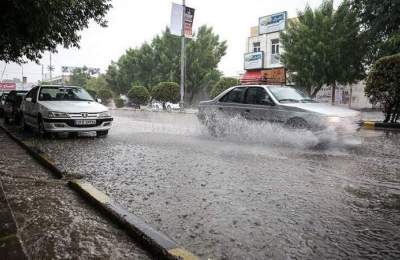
[75,119,96,126]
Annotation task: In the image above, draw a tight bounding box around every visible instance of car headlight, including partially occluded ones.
[98,111,111,118]
[325,116,342,123]
[48,111,69,118]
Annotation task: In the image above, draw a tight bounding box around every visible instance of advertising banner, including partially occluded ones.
[184,6,195,38]
[262,68,286,84]
[0,82,16,90]
[244,52,264,70]
[61,66,100,75]
[170,3,195,38]
[259,11,287,34]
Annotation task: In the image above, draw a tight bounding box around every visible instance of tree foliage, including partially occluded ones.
[365,54,400,123]
[0,0,112,63]
[280,0,365,101]
[210,77,239,98]
[105,26,227,105]
[350,0,400,63]
[151,82,180,106]
[127,86,150,105]
[68,67,92,87]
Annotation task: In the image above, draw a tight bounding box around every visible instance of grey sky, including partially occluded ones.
[1,0,340,83]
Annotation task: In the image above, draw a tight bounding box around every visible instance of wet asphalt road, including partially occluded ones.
[4,110,400,259]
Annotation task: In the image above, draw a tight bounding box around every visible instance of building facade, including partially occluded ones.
[241,12,288,85]
[241,11,374,109]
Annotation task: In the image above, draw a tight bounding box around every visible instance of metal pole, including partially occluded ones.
[21,65,24,90]
[41,64,44,82]
[49,53,53,80]
[179,0,185,111]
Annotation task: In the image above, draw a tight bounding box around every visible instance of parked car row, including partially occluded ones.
[1,85,113,137]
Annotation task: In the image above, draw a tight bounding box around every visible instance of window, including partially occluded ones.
[25,87,38,102]
[220,87,246,103]
[271,39,279,54]
[253,42,261,52]
[38,87,94,101]
[245,87,274,105]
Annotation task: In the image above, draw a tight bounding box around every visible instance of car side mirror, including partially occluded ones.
[25,97,32,102]
[96,98,102,103]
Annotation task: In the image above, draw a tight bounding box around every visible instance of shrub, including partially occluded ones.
[210,77,239,98]
[114,98,124,108]
[151,82,180,109]
[97,88,113,104]
[365,54,400,123]
[127,86,150,105]
[86,89,97,99]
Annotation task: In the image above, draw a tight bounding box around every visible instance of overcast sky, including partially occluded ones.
[1,0,340,83]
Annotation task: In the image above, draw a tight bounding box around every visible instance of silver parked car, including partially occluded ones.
[198,85,361,135]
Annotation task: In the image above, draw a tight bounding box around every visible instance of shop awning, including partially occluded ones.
[240,70,263,84]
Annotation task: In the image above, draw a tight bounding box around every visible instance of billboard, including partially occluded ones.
[244,52,264,70]
[262,68,286,84]
[0,82,16,91]
[170,3,195,38]
[61,66,100,75]
[259,11,287,34]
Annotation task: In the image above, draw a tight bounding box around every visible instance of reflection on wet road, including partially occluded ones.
[7,110,400,259]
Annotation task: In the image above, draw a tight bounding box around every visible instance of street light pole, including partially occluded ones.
[180,0,186,111]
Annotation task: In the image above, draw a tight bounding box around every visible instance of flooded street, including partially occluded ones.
[9,110,400,259]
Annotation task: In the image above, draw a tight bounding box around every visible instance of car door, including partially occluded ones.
[22,87,39,125]
[216,86,247,118]
[243,87,279,122]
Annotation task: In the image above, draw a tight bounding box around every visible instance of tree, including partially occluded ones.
[127,86,150,105]
[210,77,239,98]
[365,54,400,123]
[68,67,91,87]
[0,0,112,63]
[86,75,108,92]
[280,0,365,103]
[105,26,226,105]
[350,0,400,63]
[151,82,180,109]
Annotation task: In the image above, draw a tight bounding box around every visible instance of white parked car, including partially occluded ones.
[165,102,180,111]
[21,85,113,137]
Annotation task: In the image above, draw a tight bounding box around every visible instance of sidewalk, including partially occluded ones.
[0,130,152,259]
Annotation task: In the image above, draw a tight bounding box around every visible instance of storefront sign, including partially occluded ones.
[259,11,287,34]
[244,52,264,70]
[262,67,286,84]
[0,82,16,90]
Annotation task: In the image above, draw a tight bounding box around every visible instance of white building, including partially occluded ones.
[241,12,374,109]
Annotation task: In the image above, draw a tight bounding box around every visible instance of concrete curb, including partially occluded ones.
[363,121,400,130]
[69,180,200,260]
[0,125,201,260]
[0,126,65,179]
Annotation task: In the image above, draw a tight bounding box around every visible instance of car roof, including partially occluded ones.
[39,85,82,88]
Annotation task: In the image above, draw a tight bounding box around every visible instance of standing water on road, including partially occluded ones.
[10,110,400,259]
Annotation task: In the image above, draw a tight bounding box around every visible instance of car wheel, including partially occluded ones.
[166,105,172,112]
[38,117,49,138]
[96,130,108,137]
[285,117,309,130]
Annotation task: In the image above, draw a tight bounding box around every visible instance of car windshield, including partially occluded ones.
[269,87,316,103]
[38,87,94,101]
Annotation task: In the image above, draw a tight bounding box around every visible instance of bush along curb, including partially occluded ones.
[69,180,200,260]
[0,126,65,179]
[0,126,201,260]
[363,121,400,130]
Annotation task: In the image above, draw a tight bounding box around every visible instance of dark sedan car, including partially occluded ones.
[3,90,28,124]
